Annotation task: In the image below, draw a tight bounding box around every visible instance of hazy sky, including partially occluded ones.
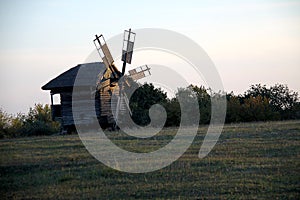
[0,0,299,114]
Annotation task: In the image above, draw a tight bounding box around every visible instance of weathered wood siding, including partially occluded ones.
[60,92,73,126]
[60,89,100,127]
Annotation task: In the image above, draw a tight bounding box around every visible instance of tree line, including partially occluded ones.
[130,83,300,126]
[0,104,60,138]
[1,83,299,138]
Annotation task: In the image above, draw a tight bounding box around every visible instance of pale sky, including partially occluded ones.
[0,0,299,114]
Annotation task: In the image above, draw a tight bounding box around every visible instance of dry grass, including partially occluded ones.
[0,120,299,199]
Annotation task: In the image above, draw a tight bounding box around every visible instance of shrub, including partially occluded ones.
[0,104,60,138]
[21,104,60,136]
[0,108,11,138]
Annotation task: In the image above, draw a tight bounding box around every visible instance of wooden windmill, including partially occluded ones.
[93,29,151,129]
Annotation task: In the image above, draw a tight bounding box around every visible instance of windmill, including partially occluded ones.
[93,29,151,129]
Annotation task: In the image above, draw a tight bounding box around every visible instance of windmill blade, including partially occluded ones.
[114,89,132,127]
[122,92,132,116]
[94,34,122,80]
[121,29,136,64]
[94,34,114,69]
[121,29,136,75]
[115,92,132,117]
[128,65,151,81]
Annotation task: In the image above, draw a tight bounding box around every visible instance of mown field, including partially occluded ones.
[0,120,299,199]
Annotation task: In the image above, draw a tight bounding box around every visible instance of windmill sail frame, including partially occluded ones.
[128,65,151,80]
[94,34,114,69]
[122,29,136,65]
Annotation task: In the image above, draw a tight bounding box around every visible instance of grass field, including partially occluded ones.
[1,120,299,199]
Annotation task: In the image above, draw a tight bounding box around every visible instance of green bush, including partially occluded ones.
[21,104,60,136]
[0,104,60,138]
[0,108,11,138]
[130,83,168,126]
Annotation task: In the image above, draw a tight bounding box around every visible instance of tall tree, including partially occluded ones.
[189,85,211,124]
[245,84,299,119]
[129,83,168,126]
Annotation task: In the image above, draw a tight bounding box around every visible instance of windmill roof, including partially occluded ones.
[41,62,105,91]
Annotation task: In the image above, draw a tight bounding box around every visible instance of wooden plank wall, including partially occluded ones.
[58,82,130,128]
[60,89,100,127]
